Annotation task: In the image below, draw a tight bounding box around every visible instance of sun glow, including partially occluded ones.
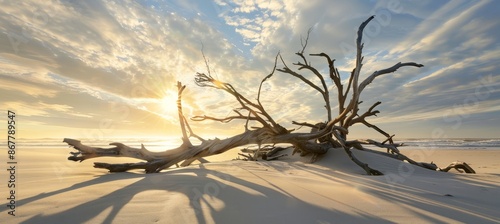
[160,91,179,115]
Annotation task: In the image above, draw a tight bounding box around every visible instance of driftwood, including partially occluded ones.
[440,162,476,173]
[64,80,334,173]
[239,145,289,160]
[64,16,473,175]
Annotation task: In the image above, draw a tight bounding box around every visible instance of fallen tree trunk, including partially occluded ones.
[65,130,330,173]
[64,80,335,173]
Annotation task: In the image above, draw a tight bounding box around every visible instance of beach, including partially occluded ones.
[1,145,499,223]
[1,0,499,223]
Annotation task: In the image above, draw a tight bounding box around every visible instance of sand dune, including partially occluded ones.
[1,147,499,223]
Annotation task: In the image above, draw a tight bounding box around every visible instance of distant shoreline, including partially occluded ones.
[5,138,500,150]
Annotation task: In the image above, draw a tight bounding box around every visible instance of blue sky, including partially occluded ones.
[0,0,499,140]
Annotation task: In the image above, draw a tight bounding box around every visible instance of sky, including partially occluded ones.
[0,0,499,141]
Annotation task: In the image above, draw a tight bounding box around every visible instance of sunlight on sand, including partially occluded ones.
[0,147,499,223]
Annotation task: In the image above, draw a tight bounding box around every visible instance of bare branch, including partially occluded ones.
[294,61,332,120]
[348,101,381,126]
[342,16,375,128]
[176,82,190,145]
[297,27,313,65]
[310,52,346,122]
[191,115,259,123]
[182,116,205,142]
[348,139,401,154]
[291,121,318,129]
[381,134,395,144]
[277,66,324,94]
[257,53,279,107]
[332,131,383,175]
[194,73,272,128]
[358,62,424,93]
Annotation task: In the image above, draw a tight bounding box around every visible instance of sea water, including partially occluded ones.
[2,137,500,150]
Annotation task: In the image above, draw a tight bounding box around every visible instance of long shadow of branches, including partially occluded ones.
[9,164,394,224]
[288,161,500,223]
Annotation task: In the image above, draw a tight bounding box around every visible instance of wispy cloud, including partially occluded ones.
[0,0,498,139]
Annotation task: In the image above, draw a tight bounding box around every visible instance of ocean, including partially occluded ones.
[395,138,500,149]
[3,137,500,150]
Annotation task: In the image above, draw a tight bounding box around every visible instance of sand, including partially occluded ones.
[1,146,499,224]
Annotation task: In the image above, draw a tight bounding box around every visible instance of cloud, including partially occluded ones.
[363,1,500,121]
[0,0,498,139]
[0,0,249,135]
[1,101,71,117]
[0,75,58,97]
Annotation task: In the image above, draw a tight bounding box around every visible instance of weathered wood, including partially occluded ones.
[63,16,474,176]
[65,127,333,173]
[440,162,476,173]
[349,144,439,171]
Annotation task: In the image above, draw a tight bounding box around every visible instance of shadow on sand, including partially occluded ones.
[3,156,499,224]
[5,163,393,224]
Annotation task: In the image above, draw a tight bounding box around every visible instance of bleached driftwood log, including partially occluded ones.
[64,16,472,175]
[64,81,335,173]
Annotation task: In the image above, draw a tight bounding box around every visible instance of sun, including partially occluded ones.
[160,91,178,114]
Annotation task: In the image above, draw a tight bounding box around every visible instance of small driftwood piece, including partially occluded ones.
[440,162,476,173]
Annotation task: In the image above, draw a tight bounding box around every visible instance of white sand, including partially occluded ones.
[1,146,499,223]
